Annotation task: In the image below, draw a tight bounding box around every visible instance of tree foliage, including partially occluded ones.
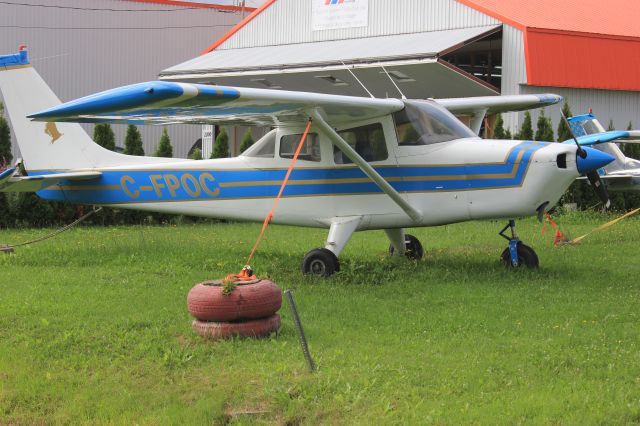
[239,129,255,153]
[155,128,173,158]
[124,125,144,156]
[492,114,508,139]
[534,109,555,142]
[211,128,229,159]
[517,111,534,140]
[93,123,116,151]
[0,103,12,166]
[556,102,573,142]
[189,148,203,160]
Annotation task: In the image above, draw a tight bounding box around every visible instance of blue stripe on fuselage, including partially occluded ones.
[34,142,544,204]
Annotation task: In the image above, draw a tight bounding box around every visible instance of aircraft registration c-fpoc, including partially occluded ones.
[0,48,614,276]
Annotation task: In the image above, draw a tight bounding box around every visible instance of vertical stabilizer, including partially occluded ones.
[0,48,181,172]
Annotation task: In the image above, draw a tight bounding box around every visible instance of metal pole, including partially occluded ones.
[284,289,316,372]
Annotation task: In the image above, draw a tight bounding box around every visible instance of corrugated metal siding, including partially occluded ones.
[0,0,244,158]
[500,24,527,131]
[514,85,640,138]
[218,0,501,49]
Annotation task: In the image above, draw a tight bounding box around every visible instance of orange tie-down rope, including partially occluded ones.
[541,208,640,247]
[224,118,313,283]
[566,207,640,245]
[541,213,571,246]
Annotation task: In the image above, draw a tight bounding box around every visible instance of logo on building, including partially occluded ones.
[313,0,368,30]
[324,0,356,5]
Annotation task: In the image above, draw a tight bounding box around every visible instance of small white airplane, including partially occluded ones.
[563,113,640,192]
[0,48,614,275]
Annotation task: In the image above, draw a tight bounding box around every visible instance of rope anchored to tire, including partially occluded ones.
[187,120,314,340]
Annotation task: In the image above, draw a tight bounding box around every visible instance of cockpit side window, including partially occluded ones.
[280,133,321,162]
[333,122,388,164]
[394,100,476,146]
[242,130,276,158]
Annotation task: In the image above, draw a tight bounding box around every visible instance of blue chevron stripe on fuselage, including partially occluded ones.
[34,142,545,204]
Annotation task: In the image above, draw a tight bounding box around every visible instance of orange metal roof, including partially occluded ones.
[457,0,640,91]
[456,0,640,39]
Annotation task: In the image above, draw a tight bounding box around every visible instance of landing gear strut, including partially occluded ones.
[499,220,539,268]
[387,229,424,260]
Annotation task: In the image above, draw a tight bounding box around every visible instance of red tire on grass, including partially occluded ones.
[187,279,282,322]
[192,314,281,340]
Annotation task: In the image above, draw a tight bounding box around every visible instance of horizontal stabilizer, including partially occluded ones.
[0,170,102,193]
[562,130,640,146]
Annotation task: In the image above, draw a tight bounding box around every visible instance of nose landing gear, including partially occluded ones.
[499,220,539,268]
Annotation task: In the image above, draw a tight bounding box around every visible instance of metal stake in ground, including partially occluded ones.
[284,289,316,372]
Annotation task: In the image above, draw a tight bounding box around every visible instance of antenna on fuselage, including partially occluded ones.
[340,61,375,99]
[381,66,407,100]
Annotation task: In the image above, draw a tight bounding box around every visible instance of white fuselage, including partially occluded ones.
[38,118,579,232]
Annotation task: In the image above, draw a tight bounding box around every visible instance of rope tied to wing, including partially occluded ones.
[245,117,313,267]
[221,118,313,286]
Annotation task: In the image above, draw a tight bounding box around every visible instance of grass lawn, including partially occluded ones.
[0,212,639,425]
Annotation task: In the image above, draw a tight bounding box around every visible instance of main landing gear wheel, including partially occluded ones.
[302,248,340,277]
[389,234,424,260]
[500,243,539,269]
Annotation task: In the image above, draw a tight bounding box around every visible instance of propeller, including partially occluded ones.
[561,111,611,208]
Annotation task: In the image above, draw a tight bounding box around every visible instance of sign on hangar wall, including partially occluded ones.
[312,0,369,31]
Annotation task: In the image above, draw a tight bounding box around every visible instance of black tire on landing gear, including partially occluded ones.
[500,243,539,269]
[302,248,340,277]
[389,234,424,260]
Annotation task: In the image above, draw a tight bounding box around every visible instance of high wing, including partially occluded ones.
[562,130,640,146]
[0,169,102,193]
[435,94,563,115]
[28,81,562,128]
[28,81,404,127]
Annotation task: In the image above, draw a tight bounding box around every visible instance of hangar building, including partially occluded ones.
[0,0,254,158]
[162,0,640,137]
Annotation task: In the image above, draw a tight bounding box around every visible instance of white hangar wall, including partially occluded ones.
[212,0,640,138]
[217,0,501,48]
[0,0,245,159]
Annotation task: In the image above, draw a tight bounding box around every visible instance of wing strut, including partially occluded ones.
[310,109,423,223]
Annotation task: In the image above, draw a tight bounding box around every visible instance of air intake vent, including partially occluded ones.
[557,153,567,169]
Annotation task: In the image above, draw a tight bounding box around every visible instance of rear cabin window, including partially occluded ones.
[333,122,388,164]
[243,131,276,158]
[393,100,475,146]
[279,133,321,162]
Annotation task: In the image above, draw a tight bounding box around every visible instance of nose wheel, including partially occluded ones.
[499,220,539,268]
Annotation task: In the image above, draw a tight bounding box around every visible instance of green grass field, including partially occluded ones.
[1,212,639,425]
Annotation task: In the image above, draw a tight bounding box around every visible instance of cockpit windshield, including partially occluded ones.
[393,100,476,146]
